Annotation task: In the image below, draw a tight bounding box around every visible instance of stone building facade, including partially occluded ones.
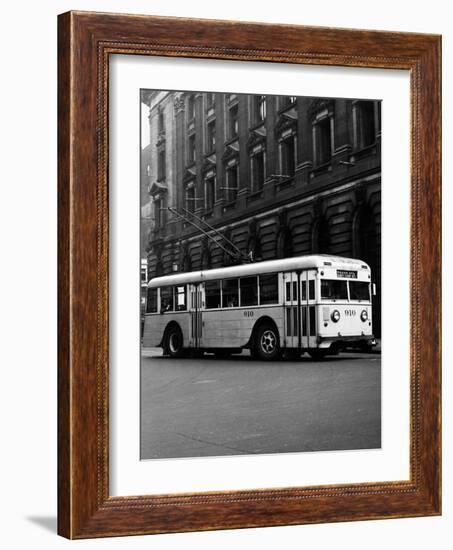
[141,90,381,335]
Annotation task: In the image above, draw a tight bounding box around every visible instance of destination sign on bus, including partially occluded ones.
[336,269,358,279]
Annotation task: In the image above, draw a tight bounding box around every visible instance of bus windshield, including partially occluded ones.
[320,279,348,300]
[349,281,370,301]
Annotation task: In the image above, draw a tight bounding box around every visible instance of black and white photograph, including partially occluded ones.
[140,90,382,460]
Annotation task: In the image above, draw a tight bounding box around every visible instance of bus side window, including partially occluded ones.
[309,280,315,300]
[259,274,278,305]
[205,280,221,309]
[146,288,158,313]
[160,286,174,312]
[301,280,307,300]
[223,278,239,308]
[240,276,258,306]
[175,286,187,310]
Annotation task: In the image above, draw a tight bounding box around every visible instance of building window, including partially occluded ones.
[154,197,164,228]
[314,117,332,165]
[157,149,166,181]
[225,165,238,203]
[228,103,239,139]
[187,133,196,164]
[187,94,196,120]
[207,93,215,109]
[252,95,266,125]
[206,120,216,153]
[280,95,297,110]
[355,100,376,149]
[186,186,195,213]
[251,151,265,192]
[280,134,296,177]
[158,110,165,133]
[205,176,216,212]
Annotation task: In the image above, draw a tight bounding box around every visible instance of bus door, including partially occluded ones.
[301,270,318,349]
[283,272,300,350]
[188,283,204,348]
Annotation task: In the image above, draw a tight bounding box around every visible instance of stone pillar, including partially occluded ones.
[295,96,313,186]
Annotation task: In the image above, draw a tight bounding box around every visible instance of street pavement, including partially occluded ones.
[140,349,381,459]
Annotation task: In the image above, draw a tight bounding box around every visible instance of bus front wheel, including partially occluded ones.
[163,325,184,358]
[253,323,280,361]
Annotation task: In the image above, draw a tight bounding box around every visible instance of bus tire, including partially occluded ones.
[308,349,327,361]
[163,325,184,358]
[253,323,280,361]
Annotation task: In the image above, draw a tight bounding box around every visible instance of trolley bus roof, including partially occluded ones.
[148,255,370,288]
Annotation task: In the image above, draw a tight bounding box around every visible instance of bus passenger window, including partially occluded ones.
[175,286,187,310]
[259,274,278,305]
[240,276,258,306]
[309,280,315,300]
[223,279,239,307]
[205,280,221,309]
[146,288,158,313]
[160,286,174,312]
[301,280,307,300]
[320,280,348,300]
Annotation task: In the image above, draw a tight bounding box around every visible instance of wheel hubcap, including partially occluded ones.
[261,330,276,354]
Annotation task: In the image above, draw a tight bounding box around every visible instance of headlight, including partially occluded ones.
[331,309,340,323]
[360,309,368,322]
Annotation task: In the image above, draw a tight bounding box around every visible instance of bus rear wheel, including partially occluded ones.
[163,325,184,358]
[253,323,280,361]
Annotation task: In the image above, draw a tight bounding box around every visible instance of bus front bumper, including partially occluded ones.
[317,334,376,350]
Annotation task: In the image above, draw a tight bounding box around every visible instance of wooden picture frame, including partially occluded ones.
[58,11,441,539]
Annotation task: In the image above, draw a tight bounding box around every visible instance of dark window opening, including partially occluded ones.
[356,101,376,148]
[223,279,239,308]
[225,165,238,203]
[316,117,332,165]
[206,177,215,211]
[281,95,297,109]
[146,288,158,313]
[154,198,164,229]
[259,274,279,305]
[158,111,165,133]
[228,103,239,139]
[309,280,315,300]
[281,135,296,177]
[187,134,196,164]
[320,280,348,300]
[207,93,215,109]
[252,152,265,192]
[207,120,216,152]
[240,276,258,306]
[160,286,174,312]
[252,95,266,124]
[187,95,196,120]
[205,280,221,309]
[157,149,166,181]
[349,281,371,301]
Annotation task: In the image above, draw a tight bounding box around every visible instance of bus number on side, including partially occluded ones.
[244,311,254,318]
